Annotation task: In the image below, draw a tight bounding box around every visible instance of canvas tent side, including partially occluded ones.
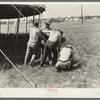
[0,4,45,52]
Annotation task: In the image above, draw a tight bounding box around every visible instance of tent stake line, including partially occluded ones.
[0,49,37,88]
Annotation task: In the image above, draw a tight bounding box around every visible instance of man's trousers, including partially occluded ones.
[41,40,58,65]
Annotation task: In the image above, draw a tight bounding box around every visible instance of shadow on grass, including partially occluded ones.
[69,62,82,71]
[56,60,82,73]
[0,62,13,73]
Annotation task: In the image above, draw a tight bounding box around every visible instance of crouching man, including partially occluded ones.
[55,45,74,72]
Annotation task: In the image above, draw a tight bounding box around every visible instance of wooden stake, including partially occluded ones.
[15,8,21,52]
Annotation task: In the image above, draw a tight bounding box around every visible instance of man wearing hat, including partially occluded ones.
[55,45,74,71]
[42,22,52,38]
[41,22,52,64]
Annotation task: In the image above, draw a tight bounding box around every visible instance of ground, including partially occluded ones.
[0,19,100,88]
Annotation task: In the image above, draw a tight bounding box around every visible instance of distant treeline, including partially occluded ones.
[45,15,100,23]
[83,15,100,19]
[1,15,100,25]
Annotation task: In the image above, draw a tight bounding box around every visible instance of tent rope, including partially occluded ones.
[30,5,43,29]
[12,4,25,17]
[0,49,37,88]
[46,7,60,18]
[30,5,58,29]
[42,6,62,30]
[31,5,41,14]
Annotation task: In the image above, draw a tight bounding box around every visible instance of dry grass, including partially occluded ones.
[0,19,100,88]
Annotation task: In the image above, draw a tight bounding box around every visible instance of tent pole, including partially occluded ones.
[15,8,21,52]
[33,9,35,24]
[26,6,28,34]
[33,15,35,24]
[0,19,1,34]
[7,19,10,34]
[39,14,42,30]
[38,14,41,29]
[40,14,42,29]
[26,17,28,34]
[81,5,83,24]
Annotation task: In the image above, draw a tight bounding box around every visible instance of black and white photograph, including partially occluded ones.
[0,2,100,97]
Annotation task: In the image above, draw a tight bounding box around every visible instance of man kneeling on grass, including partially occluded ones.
[55,45,74,72]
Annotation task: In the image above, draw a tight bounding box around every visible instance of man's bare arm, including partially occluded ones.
[57,37,62,52]
[70,51,74,68]
[37,31,47,42]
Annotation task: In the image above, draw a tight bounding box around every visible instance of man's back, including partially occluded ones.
[48,30,61,42]
[59,47,72,61]
[29,27,39,43]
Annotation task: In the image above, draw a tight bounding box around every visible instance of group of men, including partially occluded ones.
[24,22,74,72]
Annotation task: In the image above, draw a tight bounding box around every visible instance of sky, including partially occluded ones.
[2,4,100,21]
[42,4,100,18]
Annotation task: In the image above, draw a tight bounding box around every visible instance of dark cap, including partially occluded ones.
[45,22,50,26]
[34,22,39,27]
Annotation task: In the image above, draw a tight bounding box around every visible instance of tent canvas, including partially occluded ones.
[0,4,45,19]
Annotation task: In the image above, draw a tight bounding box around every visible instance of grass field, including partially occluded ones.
[0,19,100,88]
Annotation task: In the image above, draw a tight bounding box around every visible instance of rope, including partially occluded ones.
[31,6,57,29]
[46,7,60,18]
[46,9,58,18]
[30,5,60,29]
[12,4,25,17]
[39,7,60,30]
[41,6,59,18]
[0,49,37,88]
[30,5,43,30]
[45,7,63,30]
[31,5,41,14]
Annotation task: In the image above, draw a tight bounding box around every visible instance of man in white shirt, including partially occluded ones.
[55,45,74,71]
[40,29,63,67]
[24,22,46,66]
